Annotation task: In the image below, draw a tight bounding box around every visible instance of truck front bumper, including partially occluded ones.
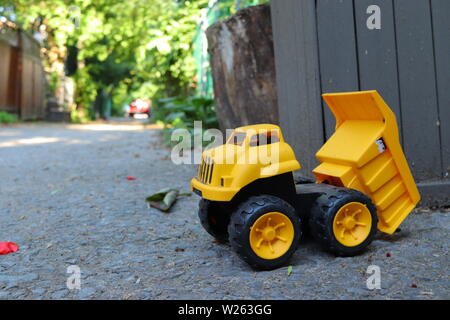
[190,178,238,202]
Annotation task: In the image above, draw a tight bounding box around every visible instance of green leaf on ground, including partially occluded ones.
[287,266,293,276]
[146,188,179,212]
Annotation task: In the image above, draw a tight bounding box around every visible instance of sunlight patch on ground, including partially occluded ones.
[0,137,61,148]
[63,139,91,145]
[66,123,162,132]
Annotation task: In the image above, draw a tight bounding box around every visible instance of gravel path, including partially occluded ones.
[0,120,448,300]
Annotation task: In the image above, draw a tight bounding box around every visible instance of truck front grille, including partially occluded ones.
[198,156,214,184]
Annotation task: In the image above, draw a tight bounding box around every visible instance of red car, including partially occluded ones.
[128,99,151,118]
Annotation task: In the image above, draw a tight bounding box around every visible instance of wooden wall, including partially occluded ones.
[271,0,450,205]
[0,25,46,120]
[0,42,13,111]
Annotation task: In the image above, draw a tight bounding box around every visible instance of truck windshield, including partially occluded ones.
[228,132,247,146]
[249,131,280,147]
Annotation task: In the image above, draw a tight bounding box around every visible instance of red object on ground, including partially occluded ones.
[386,252,392,257]
[411,283,418,288]
[0,242,19,255]
[126,176,137,180]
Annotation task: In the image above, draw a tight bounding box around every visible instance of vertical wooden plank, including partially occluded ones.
[270,0,295,138]
[33,62,38,118]
[354,0,402,138]
[35,62,44,119]
[316,0,360,138]
[271,0,324,176]
[21,57,33,120]
[8,47,20,112]
[394,0,441,180]
[431,0,450,179]
[29,59,34,118]
[0,43,10,109]
[37,65,45,119]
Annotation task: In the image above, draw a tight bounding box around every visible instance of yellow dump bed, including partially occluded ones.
[313,91,420,234]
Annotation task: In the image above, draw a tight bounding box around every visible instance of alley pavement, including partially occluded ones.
[0,120,448,299]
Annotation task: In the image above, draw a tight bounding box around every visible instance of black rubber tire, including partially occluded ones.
[228,195,301,270]
[129,113,134,118]
[309,187,378,257]
[198,199,231,243]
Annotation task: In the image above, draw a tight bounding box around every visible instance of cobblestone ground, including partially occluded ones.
[0,120,448,300]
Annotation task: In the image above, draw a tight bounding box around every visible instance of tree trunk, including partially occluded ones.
[206,4,278,131]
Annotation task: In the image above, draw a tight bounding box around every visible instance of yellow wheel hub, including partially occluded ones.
[333,202,372,247]
[249,212,294,260]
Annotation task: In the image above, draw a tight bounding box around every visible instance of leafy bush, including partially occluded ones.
[0,111,19,123]
[70,108,90,124]
[152,96,219,146]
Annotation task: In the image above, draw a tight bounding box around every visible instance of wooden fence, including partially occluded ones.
[271,0,450,205]
[0,23,46,120]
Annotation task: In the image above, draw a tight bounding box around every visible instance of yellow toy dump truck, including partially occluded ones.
[191,91,420,270]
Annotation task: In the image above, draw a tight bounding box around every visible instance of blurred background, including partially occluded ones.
[0,0,267,125]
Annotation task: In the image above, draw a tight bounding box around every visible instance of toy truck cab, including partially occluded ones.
[192,91,420,270]
[191,124,300,202]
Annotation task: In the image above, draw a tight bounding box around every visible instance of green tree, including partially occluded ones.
[4,0,210,117]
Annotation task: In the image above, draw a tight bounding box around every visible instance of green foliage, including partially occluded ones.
[48,71,59,94]
[152,96,218,146]
[5,0,211,117]
[2,0,266,122]
[0,111,19,123]
[70,108,89,123]
[72,67,98,118]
